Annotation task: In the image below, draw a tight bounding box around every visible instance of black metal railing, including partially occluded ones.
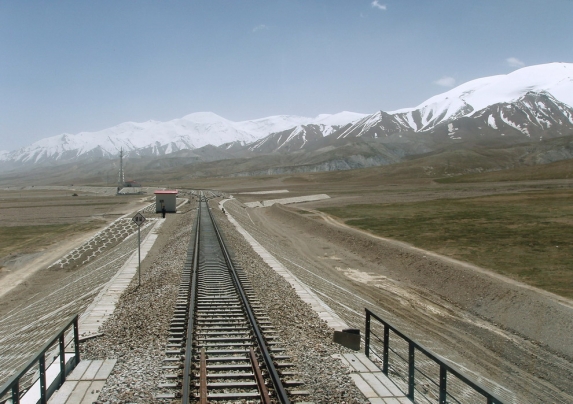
[0,314,80,404]
[365,309,503,404]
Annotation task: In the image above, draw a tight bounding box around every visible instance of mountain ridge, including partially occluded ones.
[2,62,573,174]
[1,111,368,166]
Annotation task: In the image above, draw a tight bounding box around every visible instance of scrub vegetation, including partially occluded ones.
[320,189,573,298]
[0,188,143,270]
[0,222,101,263]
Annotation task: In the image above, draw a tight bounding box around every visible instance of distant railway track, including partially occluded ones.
[158,193,305,403]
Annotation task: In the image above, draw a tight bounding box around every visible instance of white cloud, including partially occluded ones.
[506,57,525,68]
[434,76,456,87]
[371,1,387,10]
[252,24,268,33]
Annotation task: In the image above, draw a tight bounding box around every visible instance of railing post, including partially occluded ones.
[383,324,389,374]
[0,315,83,404]
[362,309,504,404]
[59,334,66,387]
[11,381,19,404]
[73,315,80,365]
[439,364,447,404]
[408,342,415,400]
[365,309,371,358]
[39,353,47,404]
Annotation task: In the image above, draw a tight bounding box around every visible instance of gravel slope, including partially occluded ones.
[81,211,194,403]
[222,197,573,404]
[81,199,369,403]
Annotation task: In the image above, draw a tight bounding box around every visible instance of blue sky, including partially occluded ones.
[1,0,572,151]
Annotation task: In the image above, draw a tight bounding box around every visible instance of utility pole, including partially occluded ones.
[118,148,125,186]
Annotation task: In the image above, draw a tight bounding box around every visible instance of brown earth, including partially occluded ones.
[229,197,573,403]
[0,187,153,305]
[2,178,573,402]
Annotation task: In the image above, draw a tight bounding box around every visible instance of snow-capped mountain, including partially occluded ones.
[393,62,573,131]
[453,92,573,141]
[336,63,573,141]
[2,62,573,171]
[247,112,367,153]
[0,111,367,166]
[1,112,317,165]
[243,63,573,155]
[247,125,326,154]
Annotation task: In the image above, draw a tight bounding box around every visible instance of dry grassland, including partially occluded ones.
[320,188,573,298]
[0,188,147,271]
[437,157,573,183]
[185,164,573,300]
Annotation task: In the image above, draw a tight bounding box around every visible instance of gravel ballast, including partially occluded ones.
[80,199,369,403]
[81,211,194,403]
[211,200,369,404]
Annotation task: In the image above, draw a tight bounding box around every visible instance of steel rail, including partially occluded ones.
[249,347,272,404]
[206,202,291,404]
[199,348,207,404]
[181,197,201,404]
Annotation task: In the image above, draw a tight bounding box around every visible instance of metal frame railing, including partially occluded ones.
[365,309,503,404]
[0,314,80,404]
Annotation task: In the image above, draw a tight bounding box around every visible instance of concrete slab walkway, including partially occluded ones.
[334,353,411,404]
[43,218,165,403]
[48,359,117,404]
[221,199,348,331]
[244,193,330,208]
[79,218,164,339]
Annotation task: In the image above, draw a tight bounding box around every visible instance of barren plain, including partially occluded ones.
[0,186,152,310]
[213,172,573,403]
[1,170,572,403]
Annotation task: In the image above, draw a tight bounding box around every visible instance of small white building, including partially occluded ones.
[155,190,178,213]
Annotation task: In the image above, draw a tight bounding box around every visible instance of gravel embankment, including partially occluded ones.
[81,211,194,403]
[210,200,369,404]
[81,199,368,403]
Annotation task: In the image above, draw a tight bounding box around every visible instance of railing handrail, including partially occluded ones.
[365,308,504,404]
[0,314,80,401]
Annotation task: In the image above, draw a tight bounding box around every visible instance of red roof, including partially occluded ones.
[154,190,178,195]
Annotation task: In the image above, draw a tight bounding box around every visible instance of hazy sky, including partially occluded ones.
[1,0,572,151]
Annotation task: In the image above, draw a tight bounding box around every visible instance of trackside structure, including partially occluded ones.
[155,190,178,213]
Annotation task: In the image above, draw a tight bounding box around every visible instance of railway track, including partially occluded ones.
[158,195,306,403]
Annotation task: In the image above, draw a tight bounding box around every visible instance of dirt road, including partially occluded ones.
[225,199,573,403]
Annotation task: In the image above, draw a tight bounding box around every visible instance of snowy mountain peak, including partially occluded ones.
[3,62,572,168]
[1,111,364,165]
[390,62,573,132]
[312,111,368,126]
[180,111,231,124]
